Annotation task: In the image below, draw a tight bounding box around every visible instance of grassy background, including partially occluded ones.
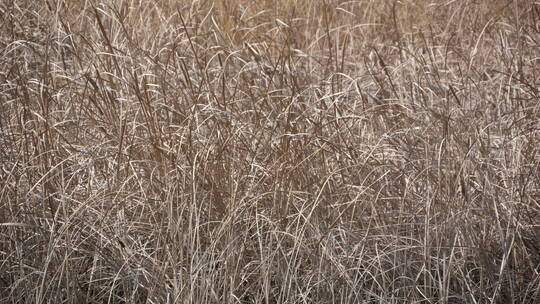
[1,0,539,303]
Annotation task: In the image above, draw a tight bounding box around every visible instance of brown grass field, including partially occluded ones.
[1,0,539,303]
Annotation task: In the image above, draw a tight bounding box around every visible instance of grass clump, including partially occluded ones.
[0,0,539,303]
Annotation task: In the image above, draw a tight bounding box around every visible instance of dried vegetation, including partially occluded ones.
[1,0,539,303]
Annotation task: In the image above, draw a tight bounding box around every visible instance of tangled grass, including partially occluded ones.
[1,0,539,303]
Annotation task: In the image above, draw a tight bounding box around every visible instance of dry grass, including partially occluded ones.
[1,0,539,303]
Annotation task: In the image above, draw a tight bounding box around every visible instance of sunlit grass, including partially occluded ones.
[1,0,539,303]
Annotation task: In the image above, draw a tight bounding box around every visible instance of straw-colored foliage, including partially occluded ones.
[1,0,539,303]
